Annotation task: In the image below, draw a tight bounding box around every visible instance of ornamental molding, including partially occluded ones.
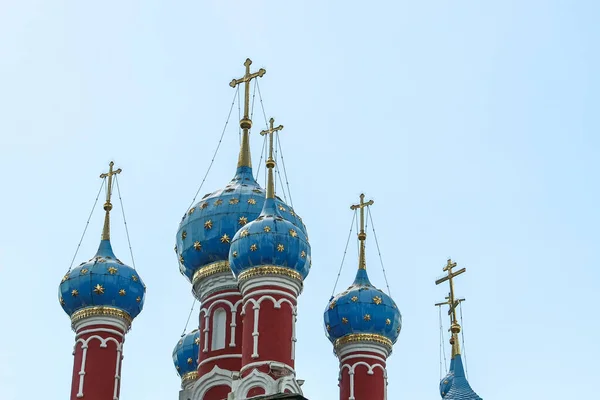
[198,354,242,370]
[240,276,302,297]
[181,371,199,390]
[241,295,296,315]
[192,261,232,285]
[242,288,296,304]
[203,290,243,305]
[191,365,234,400]
[71,307,132,332]
[336,342,390,360]
[193,270,239,301]
[76,327,124,339]
[230,368,303,399]
[334,334,393,356]
[340,353,387,365]
[73,334,123,399]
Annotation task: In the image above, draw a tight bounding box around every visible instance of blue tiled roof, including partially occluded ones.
[440,355,482,400]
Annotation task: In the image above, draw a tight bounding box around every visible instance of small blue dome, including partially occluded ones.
[176,166,307,282]
[440,355,482,399]
[324,268,401,345]
[58,240,146,320]
[229,198,311,281]
[172,329,200,378]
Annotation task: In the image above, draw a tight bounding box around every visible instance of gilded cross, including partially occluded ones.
[350,194,374,270]
[260,118,284,199]
[435,258,467,357]
[99,161,122,240]
[229,58,266,129]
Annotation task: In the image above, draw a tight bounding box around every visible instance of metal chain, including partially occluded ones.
[186,86,240,211]
[330,211,357,298]
[181,297,198,337]
[66,179,105,272]
[367,207,392,296]
[439,305,448,376]
[114,175,137,270]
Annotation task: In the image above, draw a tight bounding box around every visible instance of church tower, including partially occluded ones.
[174,59,308,400]
[435,259,482,400]
[58,162,146,400]
[323,195,401,400]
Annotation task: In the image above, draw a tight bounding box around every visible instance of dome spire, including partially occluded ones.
[99,161,122,241]
[435,258,466,358]
[229,58,266,168]
[350,194,374,270]
[259,117,284,199]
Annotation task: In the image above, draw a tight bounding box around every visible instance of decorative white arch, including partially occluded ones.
[191,365,234,400]
[340,361,387,400]
[73,335,123,399]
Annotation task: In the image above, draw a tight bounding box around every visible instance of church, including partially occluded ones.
[57,59,482,400]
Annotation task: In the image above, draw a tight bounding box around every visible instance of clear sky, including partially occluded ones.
[0,1,598,399]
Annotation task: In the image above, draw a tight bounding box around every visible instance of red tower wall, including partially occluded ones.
[70,319,127,400]
[337,345,389,400]
[239,282,298,379]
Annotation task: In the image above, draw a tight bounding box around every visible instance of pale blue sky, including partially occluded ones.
[0,1,598,399]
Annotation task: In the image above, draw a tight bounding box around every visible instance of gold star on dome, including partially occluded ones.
[300,251,306,258]
[220,234,230,243]
[326,324,331,331]
[179,255,184,263]
[240,229,249,238]
[289,229,297,237]
[80,268,88,275]
[136,296,141,303]
[94,284,105,295]
[229,198,239,205]
[200,202,208,209]
[188,207,195,215]
[119,289,126,296]
[364,314,371,322]
[239,216,248,226]
[181,231,187,240]
[342,317,348,324]
[187,357,193,364]
[194,337,201,345]
[61,274,69,283]
[132,275,139,282]
[351,296,358,302]
[214,199,223,206]
[204,220,213,230]
[277,244,285,252]
[194,241,202,251]
[108,266,118,275]
[59,297,65,305]
[396,327,401,334]
[253,189,262,194]
[71,289,79,297]
[263,226,271,232]
[250,244,257,251]
[248,198,257,205]
[386,318,391,325]
[373,296,382,305]
[278,205,286,212]
[232,251,238,258]
[290,210,296,217]
[329,301,336,310]
[97,257,106,263]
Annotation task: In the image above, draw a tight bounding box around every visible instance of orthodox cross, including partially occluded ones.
[99,161,122,240]
[229,58,266,129]
[435,258,467,357]
[350,194,374,270]
[229,58,266,168]
[260,117,284,199]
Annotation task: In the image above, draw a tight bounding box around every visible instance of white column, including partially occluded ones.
[252,304,260,359]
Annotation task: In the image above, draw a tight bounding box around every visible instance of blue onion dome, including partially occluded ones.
[172,329,201,381]
[323,267,401,350]
[440,355,482,399]
[228,197,311,282]
[58,239,146,325]
[177,165,307,283]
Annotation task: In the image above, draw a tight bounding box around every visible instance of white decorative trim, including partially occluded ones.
[76,328,124,339]
[113,346,122,400]
[341,353,387,364]
[73,316,129,333]
[340,361,387,400]
[230,368,303,399]
[291,313,297,361]
[198,353,243,369]
[242,289,296,303]
[191,365,235,400]
[240,360,295,375]
[336,342,391,360]
[200,299,244,353]
[252,303,259,358]
[203,315,209,353]
[203,291,242,304]
[74,335,123,398]
[239,276,302,298]
[193,272,238,302]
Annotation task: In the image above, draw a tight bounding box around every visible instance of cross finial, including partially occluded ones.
[99,161,122,240]
[260,117,284,199]
[435,258,467,358]
[350,194,374,270]
[230,58,266,168]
